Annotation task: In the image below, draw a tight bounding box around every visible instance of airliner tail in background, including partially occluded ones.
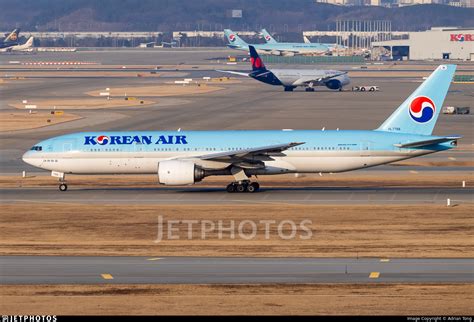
[224,29,248,49]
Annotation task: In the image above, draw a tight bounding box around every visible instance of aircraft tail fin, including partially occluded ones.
[4,28,20,42]
[24,37,34,47]
[224,29,247,47]
[303,35,311,44]
[376,64,456,136]
[249,45,267,72]
[260,29,278,44]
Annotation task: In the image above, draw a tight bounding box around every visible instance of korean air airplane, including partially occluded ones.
[224,29,330,56]
[260,29,346,54]
[22,65,459,193]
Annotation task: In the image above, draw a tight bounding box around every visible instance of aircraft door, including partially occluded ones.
[359,141,371,157]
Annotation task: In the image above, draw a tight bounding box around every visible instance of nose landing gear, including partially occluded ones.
[52,172,68,192]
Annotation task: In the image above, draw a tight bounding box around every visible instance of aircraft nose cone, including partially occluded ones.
[22,151,39,167]
[22,151,31,164]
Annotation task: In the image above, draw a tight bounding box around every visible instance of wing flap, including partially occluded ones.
[199,142,305,161]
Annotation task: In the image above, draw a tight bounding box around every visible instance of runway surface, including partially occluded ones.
[1,186,472,205]
[1,256,472,284]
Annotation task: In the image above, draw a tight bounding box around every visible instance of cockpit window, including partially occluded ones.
[30,146,42,151]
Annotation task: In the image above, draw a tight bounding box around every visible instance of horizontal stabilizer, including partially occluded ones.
[215,69,249,77]
[394,136,461,148]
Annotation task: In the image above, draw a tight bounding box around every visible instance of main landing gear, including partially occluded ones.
[226,181,260,193]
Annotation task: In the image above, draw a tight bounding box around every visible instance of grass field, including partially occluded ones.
[0,203,472,258]
[1,284,472,315]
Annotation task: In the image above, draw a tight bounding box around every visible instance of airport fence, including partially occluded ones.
[453,75,474,83]
[260,55,365,64]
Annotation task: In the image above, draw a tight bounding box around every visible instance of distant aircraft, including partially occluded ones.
[260,29,278,44]
[0,36,34,52]
[22,65,459,193]
[0,28,20,49]
[224,29,329,56]
[161,40,178,48]
[218,45,350,92]
[260,29,347,54]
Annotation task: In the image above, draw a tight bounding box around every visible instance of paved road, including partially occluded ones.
[0,256,472,284]
[1,186,472,205]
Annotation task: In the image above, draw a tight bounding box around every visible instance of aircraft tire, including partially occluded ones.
[247,182,259,193]
[59,183,68,192]
[226,183,236,193]
[236,183,247,193]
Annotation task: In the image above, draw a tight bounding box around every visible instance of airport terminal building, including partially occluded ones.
[372,27,474,60]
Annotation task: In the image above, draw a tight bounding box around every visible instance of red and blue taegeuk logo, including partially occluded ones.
[409,96,436,123]
[229,34,236,42]
[97,135,110,145]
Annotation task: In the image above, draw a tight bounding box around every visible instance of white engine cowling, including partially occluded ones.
[281,52,295,57]
[158,160,204,185]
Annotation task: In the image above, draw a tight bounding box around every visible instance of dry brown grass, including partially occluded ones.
[86,84,224,97]
[8,98,155,110]
[1,284,472,315]
[2,71,166,78]
[0,203,472,258]
[0,111,81,132]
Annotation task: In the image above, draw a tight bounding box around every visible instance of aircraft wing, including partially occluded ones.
[215,69,249,77]
[393,136,461,148]
[292,72,348,86]
[176,142,304,169]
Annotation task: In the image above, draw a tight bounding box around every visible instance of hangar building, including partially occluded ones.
[372,27,474,60]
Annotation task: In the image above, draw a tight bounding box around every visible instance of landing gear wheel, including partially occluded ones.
[236,183,247,193]
[284,86,295,92]
[59,183,68,192]
[360,87,366,91]
[305,87,315,92]
[226,183,236,193]
[247,182,260,193]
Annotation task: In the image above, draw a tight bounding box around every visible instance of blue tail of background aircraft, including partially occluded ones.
[377,64,456,136]
[260,29,278,44]
[224,29,248,48]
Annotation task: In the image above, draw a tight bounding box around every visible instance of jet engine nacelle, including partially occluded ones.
[158,160,205,185]
[281,52,295,57]
[325,79,342,90]
[270,50,281,56]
